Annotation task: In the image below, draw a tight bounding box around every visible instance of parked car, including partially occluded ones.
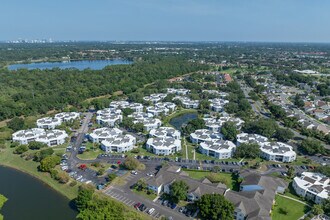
[139,204,147,212]
[162,200,169,206]
[134,203,141,209]
[171,203,177,209]
[148,208,155,215]
[131,170,138,175]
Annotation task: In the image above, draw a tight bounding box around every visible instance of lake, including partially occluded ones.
[169,112,198,130]
[8,59,132,70]
[0,166,77,220]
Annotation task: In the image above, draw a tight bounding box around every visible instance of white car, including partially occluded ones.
[131,170,138,175]
[148,208,155,215]
[146,173,153,177]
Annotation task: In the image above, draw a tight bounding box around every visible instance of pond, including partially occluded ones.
[8,59,132,70]
[169,112,198,130]
[0,166,77,220]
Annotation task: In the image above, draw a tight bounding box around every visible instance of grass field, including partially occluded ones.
[272,195,310,220]
[132,189,157,201]
[183,169,239,190]
[0,145,79,200]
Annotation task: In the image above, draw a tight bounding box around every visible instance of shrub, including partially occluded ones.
[13,145,28,154]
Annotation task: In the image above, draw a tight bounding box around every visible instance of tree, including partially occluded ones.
[299,138,325,155]
[294,94,305,108]
[234,143,260,159]
[274,128,294,142]
[287,166,295,179]
[56,172,70,184]
[312,204,324,216]
[33,148,54,162]
[169,180,189,203]
[75,184,94,211]
[13,145,28,154]
[132,122,144,133]
[39,155,61,172]
[123,157,141,170]
[269,104,286,119]
[97,168,105,176]
[196,194,234,220]
[199,100,210,110]
[107,173,117,183]
[7,117,25,131]
[184,118,205,134]
[28,141,47,150]
[221,122,238,141]
[322,199,330,216]
[122,108,134,117]
[243,118,278,138]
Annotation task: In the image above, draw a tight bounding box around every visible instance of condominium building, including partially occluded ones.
[146,137,181,155]
[199,139,236,159]
[96,108,123,127]
[190,129,223,144]
[293,172,330,204]
[143,93,167,103]
[12,128,68,146]
[101,134,136,153]
[149,127,181,140]
[89,127,123,143]
[260,142,296,162]
[167,88,190,95]
[37,117,62,129]
[54,112,80,122]
[173,96,199,109]
[209,98,230,112]
[236,133,269,146]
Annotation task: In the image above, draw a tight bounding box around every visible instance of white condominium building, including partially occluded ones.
[109,100,130,109]
[204,117,244,132]
[101,134,136,153]
[128,112,162,131]
[202,90,228,98]
[35,129,68,146]
[89,127,123,143]
[236,133,269,146]
[12,128,68,146]
[260,142,296,162]
[12,128,45,145]
[54,112,80,122]
[37,117,62,129]
[190,129,223,144]
[109,101,143,112]
[96,108,123,127]
[149,127,181,140]
[293,172,330,204]
[146,137,181,155]
[173,96,199,109]
[167,88,190,95]
[199,139,236,159]
[143,93,167,103]
[155,102,177,112]
[209,98,230,112]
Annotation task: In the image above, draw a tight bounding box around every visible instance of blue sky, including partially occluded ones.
[1,0,329,42]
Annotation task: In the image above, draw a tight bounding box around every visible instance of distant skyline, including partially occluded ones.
[1,0,330,43]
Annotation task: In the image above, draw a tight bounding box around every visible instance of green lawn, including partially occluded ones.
[77,148,103,160]
[132,189,157,201]
[183,169,239,191]
[272,195,310,220]
[0,146,79,200]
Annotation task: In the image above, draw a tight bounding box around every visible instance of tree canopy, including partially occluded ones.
[196,194,234,220]
[169,180,189,203]
[221,122,239,141]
